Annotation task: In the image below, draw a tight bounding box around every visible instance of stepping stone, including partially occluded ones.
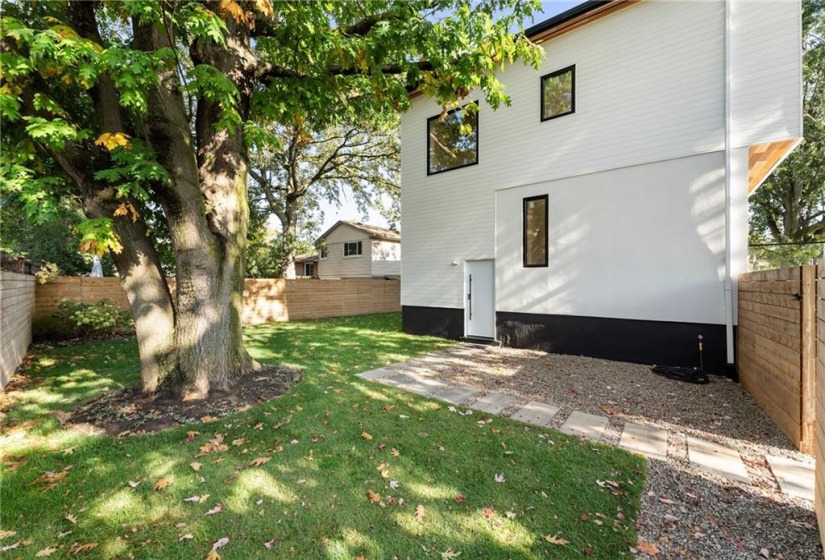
[510,401,559,426]
[378,372,420,387]
[619,423,668,461]
[358,368,392,380]
[469,392,516,415]
[560,411,608,440]
[432,385,480,405]
[686,437,750,484]
[766,455,814,501]
[401,378,447,397]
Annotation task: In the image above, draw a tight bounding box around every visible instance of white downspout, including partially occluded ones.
[724,0,735,365]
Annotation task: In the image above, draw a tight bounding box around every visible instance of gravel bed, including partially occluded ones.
[398,345,822,559]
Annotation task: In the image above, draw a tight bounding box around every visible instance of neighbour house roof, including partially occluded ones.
[293,253,319,263]
[316,221,401,243]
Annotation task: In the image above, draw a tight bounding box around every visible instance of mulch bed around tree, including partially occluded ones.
[65,366,304,436]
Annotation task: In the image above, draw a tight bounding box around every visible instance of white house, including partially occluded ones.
[316,221,401,279]
[400,0,802,373]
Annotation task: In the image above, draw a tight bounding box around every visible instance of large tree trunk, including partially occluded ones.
[135,16,257,398]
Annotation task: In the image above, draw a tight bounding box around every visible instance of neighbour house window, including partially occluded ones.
[319,247,328,259]
[304,263,315,277]
[344,241,363,257]
[523,195,548,267]
[427,102,479,175]
[541,66,575,121]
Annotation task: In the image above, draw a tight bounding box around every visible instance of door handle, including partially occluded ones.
[468,274,473,320]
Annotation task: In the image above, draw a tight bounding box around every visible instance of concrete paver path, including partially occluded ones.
[355,344,814,501]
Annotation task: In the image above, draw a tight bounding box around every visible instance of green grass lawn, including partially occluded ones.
[1,313,644,559]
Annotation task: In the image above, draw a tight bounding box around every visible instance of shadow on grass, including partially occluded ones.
[1,313,644,559]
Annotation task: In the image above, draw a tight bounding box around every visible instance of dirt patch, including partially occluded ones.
[65,366,303,436]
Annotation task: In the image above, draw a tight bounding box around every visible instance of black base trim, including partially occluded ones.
[497,312,732,376]
[402,306,464,340]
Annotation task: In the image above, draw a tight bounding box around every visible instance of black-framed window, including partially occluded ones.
[319,247,328,259]
[427,102,479,175]
[541,66,575,121]
[523,195,548,267]
[344,241,362,257]
[304,263,315,277]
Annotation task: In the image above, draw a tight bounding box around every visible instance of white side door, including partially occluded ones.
[465,260,495,339]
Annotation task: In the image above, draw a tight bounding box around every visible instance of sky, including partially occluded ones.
[315,1,583,233]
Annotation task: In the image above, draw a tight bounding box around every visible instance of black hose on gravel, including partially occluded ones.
[649,335,710,384]
[650,365,709,384]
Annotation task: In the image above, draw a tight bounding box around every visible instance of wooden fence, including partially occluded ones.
[738,266,816,453]
[817,262,825,549]
[1,271,35,388]
[34,276,400,326]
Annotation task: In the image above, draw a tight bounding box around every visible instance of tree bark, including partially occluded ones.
[134,15,257,398]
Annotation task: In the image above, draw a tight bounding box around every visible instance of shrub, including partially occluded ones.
[54,298,133,338]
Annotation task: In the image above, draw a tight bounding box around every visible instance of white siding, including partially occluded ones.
[318,223,372,279]
[495,152,742,325]
[401,0,800,316]
[371,240,401,277]
[731,0,803,147]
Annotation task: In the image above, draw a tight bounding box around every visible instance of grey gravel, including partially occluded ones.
[394,345,822,559]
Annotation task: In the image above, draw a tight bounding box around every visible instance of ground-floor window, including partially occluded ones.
[523,195,548,267]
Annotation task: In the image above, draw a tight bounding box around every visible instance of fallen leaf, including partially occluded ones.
[1,542,20,552]
[494,473,506,483]
[65,514,77,524]
[183,494,210,503]
[361,432,373,440]
[505,511,517,519]
[263,539,277,549]
[179,534,194,541]
[637,541,659,556]
[249,457,270,467]
[455,494,465,505]
[212,537,229,550]
[254,423,264,430]
[205,503,224,515]
[391,448,400,457]
[658,497,675,505]
[201,415,217,424]
[760,549,770,559]
[545,534,569,546]
[415,504,426,523]
[205,550,221,560]
[36,546,59,557]
[232,438,245,447]
[68,542,98,554]
[482,507,495,518]
[190,462,202,472]
[186,430,200,443]
[154,477,173,491]
[389,480,399,489]
[116,430,131,438]
[0,531,16,540]
[441,549,462,559]
[367,490,382,504]
[127,480,141,488]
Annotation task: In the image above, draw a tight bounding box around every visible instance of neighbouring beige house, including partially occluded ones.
[315,221,401,279]
[293,254,319,278]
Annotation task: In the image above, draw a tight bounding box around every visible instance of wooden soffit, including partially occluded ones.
[748,139,798,194]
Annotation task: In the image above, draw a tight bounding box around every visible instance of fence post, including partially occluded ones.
[801,265,816,454]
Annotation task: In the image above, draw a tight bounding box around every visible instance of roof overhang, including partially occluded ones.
[747,138,801,195]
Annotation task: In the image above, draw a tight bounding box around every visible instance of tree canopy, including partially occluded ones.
[749,0,825,266]
[0,0,543,398]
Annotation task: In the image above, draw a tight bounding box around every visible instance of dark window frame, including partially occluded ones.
[426,101,480,176]
[319,247,328,259]
[344,241,363,257]
[304,262,315,277]
[540,65,575,122]
[523,195,549,268]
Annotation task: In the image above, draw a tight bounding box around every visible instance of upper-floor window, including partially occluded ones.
[427,102,479,175]
[344,241,363,257]
[523,195,548,267]
[541,66,575,122]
